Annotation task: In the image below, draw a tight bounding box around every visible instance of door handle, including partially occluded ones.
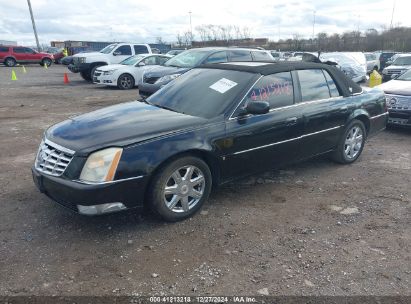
[286,117,298,126]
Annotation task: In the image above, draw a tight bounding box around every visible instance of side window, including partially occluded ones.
[323,71,341,97]
[298,69,331,102]
[134,45,149,54]
[245,72,294,110]
[143,56,157,65]
[24,48,34,53]
[251,51,272,61]
[203,51,228,64]
[114,45,132,55]
[13,47,25,53]
[157,56,169,65]
[0,47,9,52]
[229,50,252,62]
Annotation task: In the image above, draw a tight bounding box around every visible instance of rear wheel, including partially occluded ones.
[148,156,212,222]
[4,57,16,67]
[41,58,52,67]
[117,73,135,90]
[331,119,366,164]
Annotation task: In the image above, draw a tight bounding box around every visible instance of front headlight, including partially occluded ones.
[155,73,180,83]
[79,57,86,63]
[80,148,123,183]
[103,69,116,75]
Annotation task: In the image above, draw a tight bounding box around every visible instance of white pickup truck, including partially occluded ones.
[68,43,153,81]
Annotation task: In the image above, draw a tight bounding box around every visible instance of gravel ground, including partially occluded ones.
[0,65,410,297]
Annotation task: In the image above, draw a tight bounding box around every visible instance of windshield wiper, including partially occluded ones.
[139,97,151,105]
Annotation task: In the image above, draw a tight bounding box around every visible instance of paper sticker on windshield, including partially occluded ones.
[209,78,238,94]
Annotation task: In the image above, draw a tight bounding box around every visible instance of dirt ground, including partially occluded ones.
[0,65,410,297]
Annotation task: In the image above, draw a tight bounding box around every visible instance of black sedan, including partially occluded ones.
[32,62,388,221]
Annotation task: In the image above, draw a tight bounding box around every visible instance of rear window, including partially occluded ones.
[229,50,252,62]
[0,46,9,52]
[134,45,149,54]
[251,51,273,61]
[298,69,331,102]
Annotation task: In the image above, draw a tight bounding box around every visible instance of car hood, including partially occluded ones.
[377,80,411,96]
[385,65,410,70]
[144,66,189,77]
[96,64,125,71]
[45,101,207,155]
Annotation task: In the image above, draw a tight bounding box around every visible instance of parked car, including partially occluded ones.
[379,51,397,71]
[320,52,367,83]
[0,45,54,67]
[45,47,65,64]
[93,54,172,89]
[68,43,153,81]
[32,62,387,221]
[166,49,185,56]
[139,47,275,97]
[269,51,281,62]
[377,69,411,127]
[365,53,380,73]
[382,54,411,82]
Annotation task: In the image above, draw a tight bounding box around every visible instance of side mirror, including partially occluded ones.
[113,51,121,56]
[138,62,146,66]
[245,101,270,115]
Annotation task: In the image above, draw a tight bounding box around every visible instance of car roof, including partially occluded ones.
[198,61,363,96]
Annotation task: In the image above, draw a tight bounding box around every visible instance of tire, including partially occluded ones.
[331,119,367,164]
[80,71,92,81]
[91,64,105,79]
[117,73,135,90]
[41,58,52,67]
[148,156,212,222]
[4,57,16,67]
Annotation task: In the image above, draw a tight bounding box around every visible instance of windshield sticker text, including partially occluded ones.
[250,81,292,101]
[209,78,238,94]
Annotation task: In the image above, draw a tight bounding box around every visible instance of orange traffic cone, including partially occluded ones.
[64,73,69,84]
[11,69,17,81]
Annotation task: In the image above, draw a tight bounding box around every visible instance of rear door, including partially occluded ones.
[12,47,26,62]
[0,46,9,61]
[222,71,304,179]
[295,68,350,157]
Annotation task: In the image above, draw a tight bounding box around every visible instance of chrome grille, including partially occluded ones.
[387,69,405,75]
[386,94,411,110]
[35,140,74,176]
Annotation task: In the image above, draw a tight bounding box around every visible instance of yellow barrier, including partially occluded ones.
[369,70,382,88]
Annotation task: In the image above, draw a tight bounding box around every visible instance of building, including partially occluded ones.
[0,40,17,46]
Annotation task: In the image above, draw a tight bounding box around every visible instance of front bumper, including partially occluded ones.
[32,167,148,215]
[387,109,411,127]
[93,74,117,86]
[138,82,162,97]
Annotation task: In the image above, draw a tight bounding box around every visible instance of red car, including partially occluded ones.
[0,45,54,67]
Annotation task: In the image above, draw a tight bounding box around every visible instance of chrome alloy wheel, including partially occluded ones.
[344,126,364,160]
[163,165,205,213]
[119,75,133,89]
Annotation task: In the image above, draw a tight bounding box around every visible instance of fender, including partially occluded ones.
[347,108,371,133]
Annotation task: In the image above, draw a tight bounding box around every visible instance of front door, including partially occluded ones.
[220,72,304,180]
[111,45,132,63]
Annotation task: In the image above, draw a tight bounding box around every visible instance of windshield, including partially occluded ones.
[164,50,211,68]
[393,56,411,65]
[120,55,145,65]
[147,68,257,118]
[100,44,117,54]
[396,69,411,81]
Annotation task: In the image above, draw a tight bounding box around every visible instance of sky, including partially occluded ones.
[0,0,409,46]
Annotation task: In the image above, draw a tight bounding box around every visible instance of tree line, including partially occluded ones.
[165,25,411,52]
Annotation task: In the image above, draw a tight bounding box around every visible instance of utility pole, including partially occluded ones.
[27,0,41,51]
[390,0,396,29]
[312,11,316,39]
[189,11,193,46]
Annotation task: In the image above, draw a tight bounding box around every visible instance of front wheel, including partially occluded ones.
[117,73,135,89]
[41,58,52,67]
[80,71,91,81]
[148,156,212,222]
[331,120,366,164]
